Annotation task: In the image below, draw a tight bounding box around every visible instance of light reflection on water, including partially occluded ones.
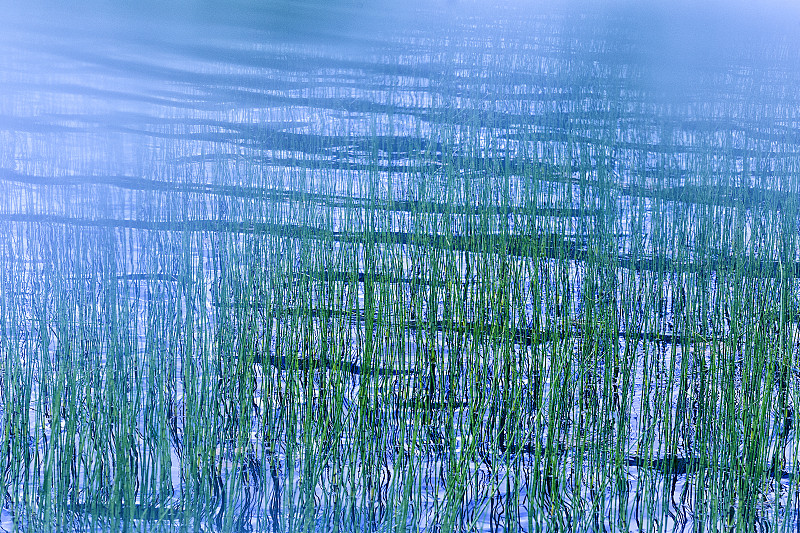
[1,0,800,531]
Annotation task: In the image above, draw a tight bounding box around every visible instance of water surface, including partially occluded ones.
[1,1,800,531]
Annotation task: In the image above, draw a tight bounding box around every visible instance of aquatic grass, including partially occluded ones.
[0,7,799,533]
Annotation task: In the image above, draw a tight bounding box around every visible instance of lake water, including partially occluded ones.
[1,1,800,531]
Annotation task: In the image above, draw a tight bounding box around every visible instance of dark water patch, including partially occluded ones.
[0,168,331,204]
[397,398,472,411]
[342,231,588,259]
[303,269,417,286]
[26,41,261,95]
[40,112,306,139]
[626,455,704,476]
[267,305,365,324]
[264,304,609,348]
[99,125,441,157]
[0,168,211,193]
[626,455,795,482]
[266,304,757,352]
[2,167,595,219]
[0,213,586,256]
[171,152,435,175]
[354,200,597,218]
[0,214,333,240]
[622,184,794,210]
[497,441,568,458]
[258,354,412,378]
[3,214,798,281]
[0,114,92,135]
[67,502,188,523]
[8,42,438,119]
[2,82,204,112]
[104,36,446,83]
[115,273,181,282]
[618,252,800,279]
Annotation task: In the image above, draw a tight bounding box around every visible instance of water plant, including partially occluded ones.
[0,2,799,532]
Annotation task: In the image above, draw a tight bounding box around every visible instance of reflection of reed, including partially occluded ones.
[1,2,799,530]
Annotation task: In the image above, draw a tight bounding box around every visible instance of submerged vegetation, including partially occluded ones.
[0,1,799,532]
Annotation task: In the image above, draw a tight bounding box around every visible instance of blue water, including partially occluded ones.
[1,1,800,531]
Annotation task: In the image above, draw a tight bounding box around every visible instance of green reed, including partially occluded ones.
[0,14,799,533]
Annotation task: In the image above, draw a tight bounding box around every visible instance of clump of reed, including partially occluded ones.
[0,6,799,533]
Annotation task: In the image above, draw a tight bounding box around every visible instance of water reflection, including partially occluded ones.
[1,0,800,532]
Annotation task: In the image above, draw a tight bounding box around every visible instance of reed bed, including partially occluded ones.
[0,3,799,532]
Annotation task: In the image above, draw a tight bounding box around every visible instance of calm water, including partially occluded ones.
[1,1,800,531]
